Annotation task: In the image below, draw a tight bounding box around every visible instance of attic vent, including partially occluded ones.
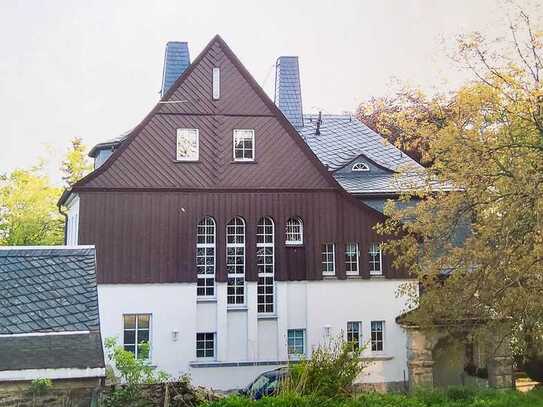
[352,162,369,172]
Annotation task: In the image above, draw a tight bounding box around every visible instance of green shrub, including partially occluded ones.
[280,335,366,399]
[28,378,53,396]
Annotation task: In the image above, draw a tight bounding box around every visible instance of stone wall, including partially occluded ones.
[0,378,101,407]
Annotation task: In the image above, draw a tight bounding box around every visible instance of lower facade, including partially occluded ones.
[98,279,413,390]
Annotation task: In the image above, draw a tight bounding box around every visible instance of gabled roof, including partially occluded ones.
[299,114,423,172]
[0,246,100,334]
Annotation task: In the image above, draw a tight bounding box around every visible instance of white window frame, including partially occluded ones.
[122,314,151,360]
[370,320,385,352]
[212,67,220,100]
[352,162,370,172]
[347,321,362,351]
[369,242,383,276]
[196,332,216,360]
[226,217,246,306]
[232,129,255,162]
[257,217,275,314]
[321,243,336,276]
[196,217,216,298]
[345,242,359,276]
[176,128,199,161]
[285,217,303,245]
[287,329,306,359]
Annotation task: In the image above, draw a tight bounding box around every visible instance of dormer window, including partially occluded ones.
[233,129,255,161]
[176,128,199,161]
[352,162,369,172]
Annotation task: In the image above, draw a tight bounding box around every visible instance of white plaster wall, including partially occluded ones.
[97,279,414,390]
[98,284,197,378]
[65,195,80,245]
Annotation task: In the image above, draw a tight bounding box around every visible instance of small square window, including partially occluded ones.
[177,128,199,161]
[233,129,255,161]
[196,332,216,359]
[371,321,384,352]
[287,329,305,358]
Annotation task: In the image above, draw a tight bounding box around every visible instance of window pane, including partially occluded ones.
[177,129,199,161]
[123,315,136,329]
[123,330,135,344]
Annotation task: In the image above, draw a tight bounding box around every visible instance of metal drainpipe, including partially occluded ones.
[58,203,68,245]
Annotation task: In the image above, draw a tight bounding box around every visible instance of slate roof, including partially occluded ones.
[0,246,100,335]
[300,114,423,172]
[274,57,304,128]
[0,332,104,371]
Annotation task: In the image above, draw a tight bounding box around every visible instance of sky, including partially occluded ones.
[0,0,538,184]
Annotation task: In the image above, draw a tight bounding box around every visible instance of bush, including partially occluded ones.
[206,388,543,407]
[281,335,366,398]
[28,378,53,397]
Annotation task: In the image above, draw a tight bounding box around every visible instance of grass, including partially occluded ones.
[205,387,543,407]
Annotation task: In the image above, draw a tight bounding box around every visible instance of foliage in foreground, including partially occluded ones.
[207,388,543,407]
[281,336,365,398]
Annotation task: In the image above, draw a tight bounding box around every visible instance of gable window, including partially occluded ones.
[196,332,216,359]
[212,67,220,100]
[371,321,385,352]
[196,217,216,297]
[226,217,246,305]
[285,217,303,245]
[352,162,370,172]
[233,129,255,161]
[345,243,359,276]
[176,128,199,161]
[321,243,335,276]
[347,321,361,351]
[369,243,382,276]
[287,329,305,358]
[123,314,151,359]
[257,217,275,313]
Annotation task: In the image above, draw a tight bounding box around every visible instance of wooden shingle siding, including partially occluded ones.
[78,190,403,284]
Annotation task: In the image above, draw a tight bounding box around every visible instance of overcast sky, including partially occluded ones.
[0,0,537,183]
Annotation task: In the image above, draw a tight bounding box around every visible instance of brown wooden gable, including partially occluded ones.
[76,36,336,191]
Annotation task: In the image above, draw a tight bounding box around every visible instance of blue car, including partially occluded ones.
[240,367,289,399]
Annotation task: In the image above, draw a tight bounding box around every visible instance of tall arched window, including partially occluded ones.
[285,217,303,245]
[257,217,275,313]
[196,217,216,297]
[226,217,246,305]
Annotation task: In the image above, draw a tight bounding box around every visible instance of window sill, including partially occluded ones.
[230,160,257,164]
[257,314,278,320]
[197,297,217,303]
[285,243,304,248]
[346,274,362,279]
[363,354,393,362]
[173,159,200,163]
[227,305,248,312]
[370,274,385,278]
[322,274,337,280]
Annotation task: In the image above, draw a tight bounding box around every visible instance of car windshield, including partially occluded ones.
[248,374,273,394]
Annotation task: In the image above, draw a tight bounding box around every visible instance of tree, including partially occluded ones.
[61,137,92,187]
[0,165,64,245]
[356,88,451,166]
[377,9,543,363]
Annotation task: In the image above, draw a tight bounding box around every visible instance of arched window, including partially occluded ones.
[196,217,216,297]
[285,217,303,245]
[226,217,246,305]
[352,162,370,172]
[257,217,275,313]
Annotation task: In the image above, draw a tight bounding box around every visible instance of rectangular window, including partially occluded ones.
[371,321,384,352]
[369,243,382,275]
[233,129,255,161]
[196,218,216,297]
[347,321,361,351]
[321,243,335,275]
[196,332,216,359]
[212,67,220,100]
[287,329,305,358]
[176,128,199,161]
[345,243,359,275]
[257,218,275,313]
[123,314,151,359]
